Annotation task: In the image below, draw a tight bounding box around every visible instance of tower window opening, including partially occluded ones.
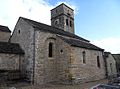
[66,19,68,26]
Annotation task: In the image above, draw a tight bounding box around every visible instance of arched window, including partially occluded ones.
[97,56,100,68]
[82,51,86,63]
[48,42,53,57]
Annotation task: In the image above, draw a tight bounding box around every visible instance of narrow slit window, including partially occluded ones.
[83,51,86,63]
[18,30,20,34]
[70,21,72,27]
[97,56,100,68]
[49,42,53,57]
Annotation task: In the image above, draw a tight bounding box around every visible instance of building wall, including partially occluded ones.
[55,36,71,83]
[106,54,117,76]
[70,47,106,83]
[0,31,11,42]
[34,31,71,84]
[10,18,34,82]
[0,53,19,70]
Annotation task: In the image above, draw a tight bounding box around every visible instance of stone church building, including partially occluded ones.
[0,3,117,85]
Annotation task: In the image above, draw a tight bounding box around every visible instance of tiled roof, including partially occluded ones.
[59,36,104,51]
[0,25,11,33]
[20,17,89,42]
[0,42,24,54]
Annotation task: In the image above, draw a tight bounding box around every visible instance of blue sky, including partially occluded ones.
[0,0,120,53]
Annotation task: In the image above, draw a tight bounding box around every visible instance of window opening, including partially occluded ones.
[48,42,53,57]
[83,51,86,63]
[97,56,100,68]
[66,19,68,26]
[18,30,20,34]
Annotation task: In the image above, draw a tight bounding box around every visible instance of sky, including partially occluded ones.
[0,0,120,54]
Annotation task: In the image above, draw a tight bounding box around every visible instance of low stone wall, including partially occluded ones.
[0,70,21,82]
[0,53,19,70]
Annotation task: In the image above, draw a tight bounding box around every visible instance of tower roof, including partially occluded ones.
[0,25,11,33]
[51,3,74,11]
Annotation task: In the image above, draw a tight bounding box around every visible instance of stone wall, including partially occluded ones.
[10,18,34,82]
[35,31,56,84]
[0,53,19,70]
[106,53,117,76]
[34,31,71,84]
[70,47,106,83]
[0,31,11,42]
[55,36,71,83]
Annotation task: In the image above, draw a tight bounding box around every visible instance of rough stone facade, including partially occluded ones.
[0,53,20,70]
[34,31,71,84]
[70,47,105,83]
[104,52,117,77]
[113,54,120,74]
[10,18,35,82]
[10,18,106,85]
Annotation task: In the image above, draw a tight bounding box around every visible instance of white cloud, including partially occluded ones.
[0,0,54,31]
[92,37,120,54]
[0,0,77,32]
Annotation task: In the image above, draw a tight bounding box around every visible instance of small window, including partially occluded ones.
[60,49,63,54]
[48,42,53,57]
[70,21,72,27]
[55,20,58,25]
[82,51,86,63]
[18,30,20,34]
[97,56,100,68]
[66,19,68,26]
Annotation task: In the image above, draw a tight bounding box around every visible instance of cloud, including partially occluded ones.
[0,0,53,31]
[92,37,120,54]
[0,0,77,32]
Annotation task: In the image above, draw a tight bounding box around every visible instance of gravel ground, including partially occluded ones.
[0,79,108,89]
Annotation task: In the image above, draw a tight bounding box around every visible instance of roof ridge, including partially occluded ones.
[20,17,89,42]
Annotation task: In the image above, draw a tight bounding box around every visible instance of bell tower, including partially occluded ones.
[51,3,74,33]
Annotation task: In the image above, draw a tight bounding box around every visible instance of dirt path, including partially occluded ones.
[0,79,108,89]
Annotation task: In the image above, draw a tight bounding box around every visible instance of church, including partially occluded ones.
[0,3,117,85]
